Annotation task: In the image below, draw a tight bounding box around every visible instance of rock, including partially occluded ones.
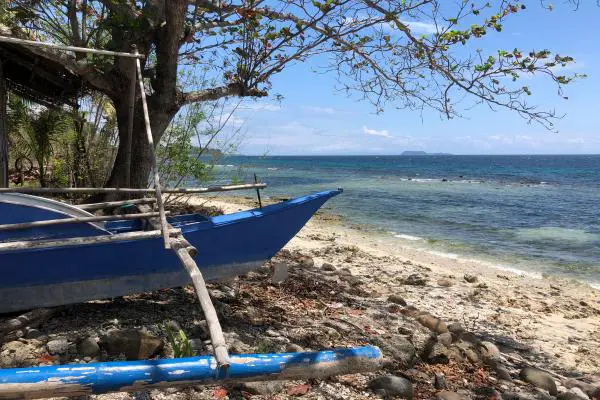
[369,335,416,367]
[519,367,557,395]
[436,390,465,400]
[494,364,513,381]
[388,294,407,306]
[285,343,304,352]
[447,323,465,334]
[47,337,69,355]
[437,278,453,287]
[464,274,478,283]
[368,375,413,399]
[321,262,337,272]
[590,387,600,399]
[558,387,589,400]
[271,262,289,284]
[298,255,314,269]
[237,381,285,395]
[564,379,596,396]
[438,332,453,347]
[78,337,100,357]
[25,328,42,339]
[188,339,205,353]
[416,313,448,334]
[0,340,40,368]
[435,373,447,389]
[480,341,501,358]
[102,329,163,360]
[191,320,210,340]
[338,267,352,276]
[404,274,427,286]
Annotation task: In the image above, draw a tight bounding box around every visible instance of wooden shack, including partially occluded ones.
[0,29,83,187]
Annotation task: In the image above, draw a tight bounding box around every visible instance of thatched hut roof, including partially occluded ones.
[0,29,84,108]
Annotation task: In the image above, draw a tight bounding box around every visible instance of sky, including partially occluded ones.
[212,2,600,155]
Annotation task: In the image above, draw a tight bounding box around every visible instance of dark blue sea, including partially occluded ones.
[207,155,600,286]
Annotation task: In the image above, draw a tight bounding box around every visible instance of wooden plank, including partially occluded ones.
[0,183,267,194]
[0,228,181,252]
[0,211,168,232]
[124,46,137,188]
[78,198,156,210]
[135,51,170,249]
[0,36,145,58]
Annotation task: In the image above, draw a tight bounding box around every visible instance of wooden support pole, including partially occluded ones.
[172,241,230,367]
[0,36,145,58]
[78,198,157,210]
[0,183,267,194]
[0,211,168,232]
[124,46,137,189]
[135,55,170,249]
[137,204,227,366]
[0,228,180,252]
[0,55,8,188]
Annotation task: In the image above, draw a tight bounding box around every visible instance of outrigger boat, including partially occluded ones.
[0,189,341,313]
[0,36,382,399]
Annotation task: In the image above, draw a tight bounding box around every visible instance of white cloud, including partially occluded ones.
[238,102,282,112]
[302,106,336,115]
[363,125,393,138]
[401,20,437,34]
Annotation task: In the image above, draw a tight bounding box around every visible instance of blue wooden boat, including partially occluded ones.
[0,189,341,314]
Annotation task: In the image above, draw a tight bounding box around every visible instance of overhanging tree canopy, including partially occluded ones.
[2,0,580,190]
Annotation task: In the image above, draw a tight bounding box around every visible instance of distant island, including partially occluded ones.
[402,151,453,155]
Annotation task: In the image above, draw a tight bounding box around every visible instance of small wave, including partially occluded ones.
[267,167,279,171]
[513,227,600,244]
[393,233,424,241]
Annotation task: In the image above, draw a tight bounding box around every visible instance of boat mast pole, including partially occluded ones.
[134,48,170,249]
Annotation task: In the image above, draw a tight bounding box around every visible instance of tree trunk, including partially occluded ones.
[0,57,8,188]
[104,93,178,194]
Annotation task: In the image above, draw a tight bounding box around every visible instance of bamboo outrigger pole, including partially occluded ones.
[0,183,266,194]
[0,211,168,232]
[0,36,145,58]
[134,48,170,249]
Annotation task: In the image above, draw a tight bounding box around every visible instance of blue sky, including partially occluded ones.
[215,2,599,155]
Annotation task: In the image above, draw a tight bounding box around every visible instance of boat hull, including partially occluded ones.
[0,190,341,313]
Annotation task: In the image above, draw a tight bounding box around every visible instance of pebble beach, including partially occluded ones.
[0,195,599,400]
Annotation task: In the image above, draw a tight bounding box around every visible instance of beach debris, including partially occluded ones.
[101,329,163,360]
[0,340,42,368]
[403,273,428,286]
[388,294,407,306]
[519,366,558,395]
[463,274,478,283]
[368,375,414,399]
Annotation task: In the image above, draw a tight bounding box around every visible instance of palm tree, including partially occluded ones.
[8,96,72,187]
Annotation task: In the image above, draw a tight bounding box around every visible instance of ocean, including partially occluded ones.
[207,155,600,286]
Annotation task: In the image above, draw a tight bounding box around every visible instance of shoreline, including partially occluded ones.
[193,194,600,375]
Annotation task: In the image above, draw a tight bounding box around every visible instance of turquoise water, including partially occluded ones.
[208,155,600,285]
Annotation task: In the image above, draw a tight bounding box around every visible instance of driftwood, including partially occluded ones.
[0,183,266,195]
[0,228,181,252]
[0,211,168,232]
[78,198,157,210]
[0,308,55,344]
[0,308,54,336]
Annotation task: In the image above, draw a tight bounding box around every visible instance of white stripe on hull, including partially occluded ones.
[0,261,265,313]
